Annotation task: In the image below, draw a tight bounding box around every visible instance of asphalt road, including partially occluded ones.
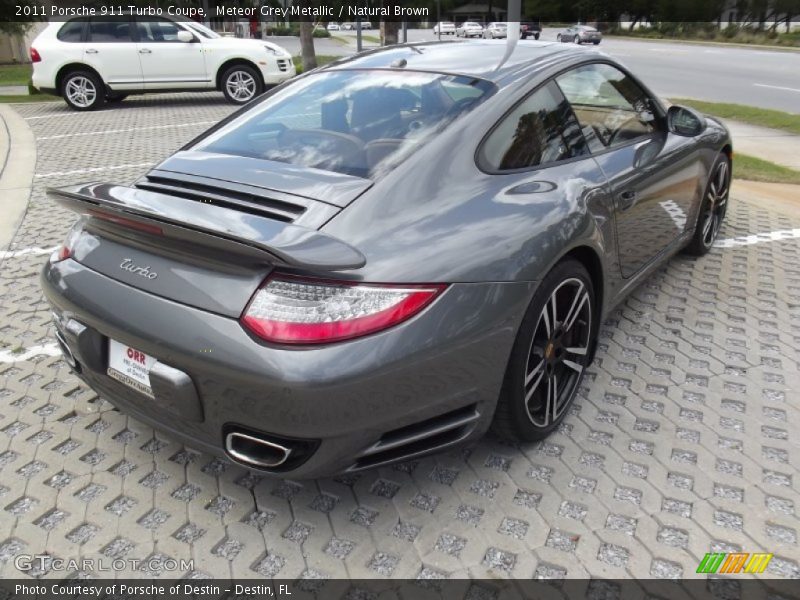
[270,28,800,112]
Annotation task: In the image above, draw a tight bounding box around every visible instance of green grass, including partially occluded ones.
[670,98,800,135]
[0,63,32,86]
[360,34,381,44]
[292,55,339,74]
[735,154,800,184]
[0,94,59,103]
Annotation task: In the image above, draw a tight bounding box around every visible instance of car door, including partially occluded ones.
[555,62,701,278]
[84,16,143,90]
[135,18,209,89]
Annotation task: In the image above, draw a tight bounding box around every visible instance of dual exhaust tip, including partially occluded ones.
[225,430,292,469]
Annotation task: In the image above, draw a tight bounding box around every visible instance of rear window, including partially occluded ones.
[194,70,495,179]
[58,19,87,42]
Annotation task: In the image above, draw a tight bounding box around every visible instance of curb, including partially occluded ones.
[605,34,800,53]
[0,104,36,251]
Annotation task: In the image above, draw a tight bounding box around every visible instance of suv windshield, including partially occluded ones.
[195,70,495,179]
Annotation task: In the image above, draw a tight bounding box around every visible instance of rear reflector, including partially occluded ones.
[242,275,445,344]
[30,47,41,63]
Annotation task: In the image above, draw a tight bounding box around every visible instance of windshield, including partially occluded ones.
[195,70,495,179]
[184,21,220,38]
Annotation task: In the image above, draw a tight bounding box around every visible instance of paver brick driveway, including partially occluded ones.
[0,95,798,581]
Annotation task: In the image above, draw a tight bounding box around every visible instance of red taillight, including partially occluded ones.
[30,47,41,63]
[241,274,446,344]
[88,210,163,236]
[52,221,83,263]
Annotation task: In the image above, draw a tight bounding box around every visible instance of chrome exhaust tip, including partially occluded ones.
[54,329,77,369]
[225,431,292,469]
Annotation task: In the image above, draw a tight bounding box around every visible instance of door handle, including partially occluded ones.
[139,48,152,54]
[86,48,98,54]
[618,190,637,211]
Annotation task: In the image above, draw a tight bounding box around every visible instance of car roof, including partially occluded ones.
[323,40,588,84]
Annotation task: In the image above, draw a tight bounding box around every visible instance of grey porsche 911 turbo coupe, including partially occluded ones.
[42,40,732,478]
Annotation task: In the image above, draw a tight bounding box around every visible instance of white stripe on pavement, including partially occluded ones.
[753,83,800,94]
[0,246,57,259]
[0,343,61,364]
[35,162,153,178]
[39,121,217,141]
[25,109,125,120]
[715,228,800,248]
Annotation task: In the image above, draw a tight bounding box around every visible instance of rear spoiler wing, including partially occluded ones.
[47,183,366,271]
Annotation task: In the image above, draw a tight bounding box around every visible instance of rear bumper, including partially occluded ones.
[41,258,535,478]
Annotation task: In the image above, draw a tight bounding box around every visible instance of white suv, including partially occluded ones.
[30,16,295,110]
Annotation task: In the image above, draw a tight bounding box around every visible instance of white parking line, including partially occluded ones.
[715,228,800,248]
[25,109,125,120]
[0,343,61,364]
[39,121,217,141]
[753,83,800,94]
[0,246,57,259]
[35,162,153,178]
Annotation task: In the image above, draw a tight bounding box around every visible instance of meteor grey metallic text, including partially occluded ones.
[41,40,732,477]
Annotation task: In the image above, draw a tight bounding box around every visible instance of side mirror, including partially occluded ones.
[667,105,706,137]
[177,30,195,43]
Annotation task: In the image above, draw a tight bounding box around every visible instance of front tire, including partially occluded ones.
[556,34,562,42]
[684,153,731,256]
[221,64,263,105]
[574,35,581,44]
[534,33,540,40]
[61,70,105,111]
[492,259,595,442]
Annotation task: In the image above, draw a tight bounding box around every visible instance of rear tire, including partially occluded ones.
[593,40,601,45]
[684,153,731,256]
[61,70,105,111]
[492,259,596,442]
[556,34,562,42]
[574,35,581,44]
[221,64,263,105]
[534,33,540,40]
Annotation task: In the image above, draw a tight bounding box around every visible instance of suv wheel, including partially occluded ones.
[221,64,263,105]
[62,70,105,111]
[492,259,596,441]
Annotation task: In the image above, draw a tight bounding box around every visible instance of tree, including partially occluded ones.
[297,0,317,71]
[0,0,40,36]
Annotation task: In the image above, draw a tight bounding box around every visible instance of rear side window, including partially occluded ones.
[480,81,588,171]
[88,18,133,43]
[58,19,87,42]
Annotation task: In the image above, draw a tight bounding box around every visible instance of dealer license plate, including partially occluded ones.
[107,339,157,398]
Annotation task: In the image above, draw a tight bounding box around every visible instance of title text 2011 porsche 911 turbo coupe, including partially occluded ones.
[42,40,732,478]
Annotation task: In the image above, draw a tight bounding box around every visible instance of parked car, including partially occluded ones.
[558,24,602,44]
[341,21,373,31]
[30,15,295,110]
[327,22,340,31]
[43,41,731,477]
[433,21,456,35]
[483,22,508,39]
[520,20,542,39]
[456,22,484,37]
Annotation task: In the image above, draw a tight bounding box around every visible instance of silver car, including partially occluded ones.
[43,41,731,478]
[558,24,602,44]
[456,21,484,37]
[484,22,508,38]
